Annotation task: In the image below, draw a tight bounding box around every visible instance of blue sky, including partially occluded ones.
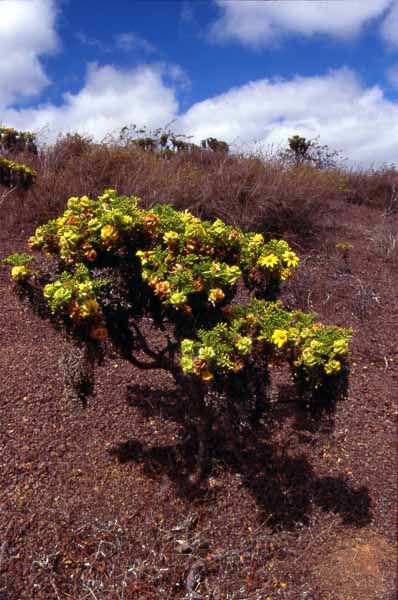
[1,0,397,166]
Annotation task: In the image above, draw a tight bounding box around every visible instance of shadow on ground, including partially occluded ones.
[109,382,372,532]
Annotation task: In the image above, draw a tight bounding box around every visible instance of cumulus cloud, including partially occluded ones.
[178,68,398,167]
[4,63,179,141]
[2,58,397,167]
[0,0,58,105]
[380,2,398,48]
[210,0,394,47]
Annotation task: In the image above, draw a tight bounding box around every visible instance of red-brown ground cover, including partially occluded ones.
[0,144,397,599]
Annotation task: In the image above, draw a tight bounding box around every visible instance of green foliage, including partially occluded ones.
[3,252,34,267]
[3,252,34,282]
[180,298,351,383]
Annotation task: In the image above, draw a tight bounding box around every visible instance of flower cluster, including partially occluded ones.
[180,318,253,381]
[180,298,352,386]
[6,189,351,399]
[28,190,144,262]
[43,264,106,332]
[27,190,299,315]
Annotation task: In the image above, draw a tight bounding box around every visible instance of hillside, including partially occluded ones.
[0,141,397,599]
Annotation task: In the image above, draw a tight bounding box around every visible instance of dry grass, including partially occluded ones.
[4,135,395,243]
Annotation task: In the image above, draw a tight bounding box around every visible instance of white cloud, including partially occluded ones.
[0,0,58,105]
[3,63,179,141]
[2,60,397,167]
[380,2,398,48]
[178,68,398,167]
[115,32,156,54]
[210,0,394,47]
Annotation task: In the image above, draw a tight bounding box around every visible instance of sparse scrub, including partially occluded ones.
[341,166,398,212]
[367,222,398,267]
[1,131,347,240]
[335,241,353,273]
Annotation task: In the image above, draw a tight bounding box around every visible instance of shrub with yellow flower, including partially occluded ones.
[4,189,353,482]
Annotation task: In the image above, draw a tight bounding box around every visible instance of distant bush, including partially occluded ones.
[117,125,229,155]
[0,126,37,194]
[280,135,344,170]
[0,125,37,155]
[0,157,37,189]
[5,190,352,481]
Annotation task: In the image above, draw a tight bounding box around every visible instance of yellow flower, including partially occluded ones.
[163,230,179,244]
[258,254,279,269]
[198,346,216,360]
[11,265,28,282]
[88,218,101,233]
[67,196,79,209]
[249,233,264,247]
[302,348,319,367]
[56,216,67,228]
[60,230,80,250]
[100,224,119,246]
[121,215,133,229]
[282,250,299,268]
[333,339,348,355]
[79,299,100,318]
[280,268,293,281]
[170,291,187,306]
[79,195,91,210]
[234,336,252,355]
[208,288,225,305]
[181,356,194,373]
[324,359,341,375]
[271,329,288,348]
[181,339,195,354]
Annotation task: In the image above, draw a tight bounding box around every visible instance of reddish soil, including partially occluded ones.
[0,198,397,599]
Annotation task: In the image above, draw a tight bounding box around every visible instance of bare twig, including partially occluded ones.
[186,559,206,600]
[0,520,13,570]
[0,186,16,208]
